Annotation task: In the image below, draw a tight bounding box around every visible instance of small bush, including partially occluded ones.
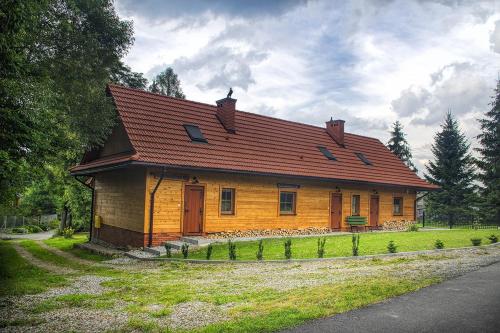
[256,239,264,260]
[164,243,172,258]
[62,227,74,239]
[352,234,360,256]
[407,224,419,232]
[11,227,28,234]
[284,239,292,259]
[387,240,397,253]
[26,225,43,233]
[206,243,213,260]
[317,238,326,258]
[49,219,60,230]
[434,239,444,249]
[487,234,498,244]
[470,238,482,246]
[228,240,237,260]
[39,223,49,231]
[181,243,189,259]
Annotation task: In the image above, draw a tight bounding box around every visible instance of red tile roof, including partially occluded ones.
[71,84,437,190]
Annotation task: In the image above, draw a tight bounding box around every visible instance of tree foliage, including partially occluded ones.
[149,67,186,98]
[476,80,500,224]
[425,113,477,226]
[387,121,417,172]
[0,0,140,228]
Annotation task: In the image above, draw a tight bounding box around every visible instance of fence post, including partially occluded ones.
[422,211,425,228]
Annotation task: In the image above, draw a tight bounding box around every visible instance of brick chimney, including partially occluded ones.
[216,97,236,133]
[326,118,345,146]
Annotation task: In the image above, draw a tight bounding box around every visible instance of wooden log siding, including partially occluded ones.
[145,169,416,235]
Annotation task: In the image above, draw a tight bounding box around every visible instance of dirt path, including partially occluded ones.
[12,242,77,275]
[36,241,97,266]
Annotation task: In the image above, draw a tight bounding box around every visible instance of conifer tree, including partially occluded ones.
[425,113,476,227]
[387,121,417,171]
[476,80,500,224]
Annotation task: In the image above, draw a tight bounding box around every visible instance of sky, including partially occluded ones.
[115,0,500,174]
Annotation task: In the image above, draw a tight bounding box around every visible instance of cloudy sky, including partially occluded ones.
[115,0,500,174]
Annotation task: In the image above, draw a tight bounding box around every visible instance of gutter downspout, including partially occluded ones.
[148,168,166,248]
[75,176,95,241]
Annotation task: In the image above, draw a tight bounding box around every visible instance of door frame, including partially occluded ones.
[330,192,343,230]
[182,184,206,235]
[369,195,380,227]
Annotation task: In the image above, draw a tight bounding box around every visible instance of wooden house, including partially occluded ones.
[70,84,437,248]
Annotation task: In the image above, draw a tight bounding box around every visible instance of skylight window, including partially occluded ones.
[318,146,336,161]
[183,124,207,143]
[355,152,372,165]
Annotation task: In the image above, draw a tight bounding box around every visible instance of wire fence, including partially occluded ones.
[0,214,57,230]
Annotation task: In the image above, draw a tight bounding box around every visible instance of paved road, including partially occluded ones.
[0,230,55,240]
[282,261,500,333]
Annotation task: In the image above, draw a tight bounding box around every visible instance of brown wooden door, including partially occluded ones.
[330,194,342,229]
[369,196,379,227]
[183,185,204,235]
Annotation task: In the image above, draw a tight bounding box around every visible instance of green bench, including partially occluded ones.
[346,216,368,232]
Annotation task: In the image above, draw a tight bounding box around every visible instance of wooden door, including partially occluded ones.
[183,185,204,235]
[330,194,342,229]
[369,196,379,227]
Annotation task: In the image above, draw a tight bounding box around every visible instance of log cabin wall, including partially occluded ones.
[146,168,416,236]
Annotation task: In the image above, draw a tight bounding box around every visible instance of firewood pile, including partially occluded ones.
[382,220,417,231]
[206,227,332,239]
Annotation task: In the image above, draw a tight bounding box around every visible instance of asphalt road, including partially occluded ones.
[282,261,500,333]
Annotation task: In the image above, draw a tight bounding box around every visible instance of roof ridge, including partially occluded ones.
[108,83,379,141]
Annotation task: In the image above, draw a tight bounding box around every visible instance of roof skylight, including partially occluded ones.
[355,152,372,165]
[318,146,336,161]
[183,124,207,143]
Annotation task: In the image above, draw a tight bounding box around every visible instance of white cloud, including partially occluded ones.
[116,0,500,170]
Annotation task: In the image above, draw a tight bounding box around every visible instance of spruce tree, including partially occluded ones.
[425,113,476,227]
[149,67,186,99]
[476,80,500,224]
[387,121,417,171]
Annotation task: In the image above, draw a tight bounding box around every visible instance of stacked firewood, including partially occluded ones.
[206,227,332,239]
[382,220,417,231]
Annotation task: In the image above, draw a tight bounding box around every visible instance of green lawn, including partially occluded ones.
[0,241,67,296]
[44,234,109,261]
[173,229,499,260]
[1,233,499,332]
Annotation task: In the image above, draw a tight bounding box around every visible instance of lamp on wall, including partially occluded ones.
[191,176,199,184]
[335,186,341,193]
[373,189,378,195]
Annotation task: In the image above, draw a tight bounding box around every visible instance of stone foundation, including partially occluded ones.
[92,223,180,248]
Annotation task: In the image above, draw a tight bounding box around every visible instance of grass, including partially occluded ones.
[3,231,498,332]
[0,241,67,296]
[44,233,108,261]
[172,229,499,260]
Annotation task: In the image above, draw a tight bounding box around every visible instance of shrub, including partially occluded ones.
[352,234,360,256]
[317,238,326,258]
[228,240,237,260]
[470,238,482,246]
[164,243,172,258]
[407,224,419,232]
[206,243,213,260]
[487,234,498,244]
[181,243,189,259]
[256,239,264,260]
[62,227,74,239]
[11,227,28,234]
[26,225,43,233]
[387,240,397,253]
[39,223,49,231]
[284,239,292,259]
[434,239,444,249]
[49,219,60,230]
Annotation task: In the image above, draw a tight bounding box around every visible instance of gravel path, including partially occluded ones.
[11,242,77,275]
[2,244,500,332]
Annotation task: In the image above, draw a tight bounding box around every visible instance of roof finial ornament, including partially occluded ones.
[227,87,233,99]
[330,117,333,121]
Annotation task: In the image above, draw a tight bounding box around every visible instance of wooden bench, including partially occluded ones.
[346,216,368,232]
